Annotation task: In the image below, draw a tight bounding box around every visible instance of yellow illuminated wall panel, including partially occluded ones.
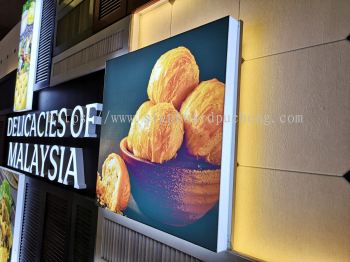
[130,0,350,261]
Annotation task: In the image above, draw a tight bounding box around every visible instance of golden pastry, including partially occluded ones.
[127,101,184,163]
[96,153,130,213]
[147,47,199,110]
[180,79,224,165]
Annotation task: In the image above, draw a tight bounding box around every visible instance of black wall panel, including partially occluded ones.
[0,70,16,165]
[19,182,45,261]
[4,70,105,195]
[1,53,104,262]
[0,70,16,113]
[19,176,98,262]
[0,115,6,165]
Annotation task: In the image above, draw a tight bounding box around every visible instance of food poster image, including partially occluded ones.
[0,168,19,262]
[14,0,36,112]
[97,18,233,251]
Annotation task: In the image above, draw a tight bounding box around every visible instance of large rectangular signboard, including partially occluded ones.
[97,17,241,252]
[14,0,42,112]
[0,167,23,262]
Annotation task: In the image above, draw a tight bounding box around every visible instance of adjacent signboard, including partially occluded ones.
[97,17,241,252]
[14,0,42,112]
[0,167,23,262]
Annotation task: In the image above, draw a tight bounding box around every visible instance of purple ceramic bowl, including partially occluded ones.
[120,137,220,227]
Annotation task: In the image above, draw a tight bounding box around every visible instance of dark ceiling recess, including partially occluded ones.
[0,0,26,40]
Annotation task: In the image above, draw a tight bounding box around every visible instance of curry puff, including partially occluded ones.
[147,47,199,110]
[180,79,225,165]
[96,153,131,213]
[127,101,184,164]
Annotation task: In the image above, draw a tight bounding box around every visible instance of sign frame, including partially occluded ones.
[96,16,242,253]
[14,0,43,112]
[0,166,26,262]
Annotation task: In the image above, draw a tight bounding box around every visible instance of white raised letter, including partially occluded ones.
[70,106,84,138]
[40,144,50,177]
[30,144,39,175]
[37,112,46,137]
[48,145,59,181]
[7,142,18,167]
[16,143,24,170]
[49,110,58,137]
[57,108,67,138]
[84,103,103,137]
[7,118,13,136]
[24,114,32,137]
[63,147,85,189]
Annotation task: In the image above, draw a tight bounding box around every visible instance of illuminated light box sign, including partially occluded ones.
[0,167,22,262]
[97,17,241,252]
[14,0,41,112]
[6,103,102,189]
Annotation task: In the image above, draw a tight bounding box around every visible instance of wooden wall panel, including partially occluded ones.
[240,0,350,60]
[237,40,350,176]
[232,166,350,262]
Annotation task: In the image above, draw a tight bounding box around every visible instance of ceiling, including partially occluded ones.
[0,0,26,41]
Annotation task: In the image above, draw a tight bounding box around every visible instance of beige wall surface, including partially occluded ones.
[131,0,350,261]
[233,166,350,262]
[240,0,350,59]
[238,40,350,176]
[0,23,20,79]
